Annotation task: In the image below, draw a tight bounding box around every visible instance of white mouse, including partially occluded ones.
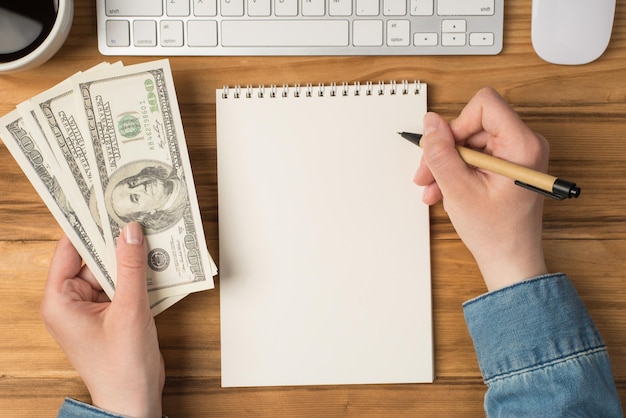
[531,0,616,65]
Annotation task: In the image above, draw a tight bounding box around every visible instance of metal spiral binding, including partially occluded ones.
[342,82,350,96]
[330,83,337,97]
[389,80,397,95]
[221,81,422,99]
[377,81,385,95]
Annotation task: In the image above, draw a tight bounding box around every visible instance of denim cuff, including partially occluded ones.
[58,398,167,418]
[463,273,606,383]
[58,398,126,418]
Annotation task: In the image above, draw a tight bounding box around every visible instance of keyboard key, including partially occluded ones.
[275,0,298,16]
[410,0,433,16]
[384,0,406,16]
[133,20,157,46]
[442,19,466,32]
[353,20,383,46]
[438,0,494,16]
[387,20,410,46]
[222,20,349,46]
[414,32,437,46]
[105,0,162,16]
[194,0,217,16]
[160,20,184,46]
[188,20,218,46]
[302,0,325,16]
[221,0,244,16]
[469,32,494,46]
[106,20,130,46]
[442,32,465,46]
[248,0,271,16]
[356,0,379,16]
[329,0,352,16]
[167,0,190,16]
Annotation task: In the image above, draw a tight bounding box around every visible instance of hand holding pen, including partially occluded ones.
[413,87,552,292]
[400,131,580,200]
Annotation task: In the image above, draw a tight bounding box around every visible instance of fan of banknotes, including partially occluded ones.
[0,60,216,315]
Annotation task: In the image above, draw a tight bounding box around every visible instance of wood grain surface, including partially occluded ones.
[1,1,626,416]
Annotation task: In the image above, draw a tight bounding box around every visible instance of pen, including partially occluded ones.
[398,132,581,200]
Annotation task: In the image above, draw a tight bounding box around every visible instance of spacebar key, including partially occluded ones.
[222,20,349,47]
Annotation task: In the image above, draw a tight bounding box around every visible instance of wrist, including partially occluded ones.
[91,390,162,418]
[92,403,162,418]
[474,245,548,292]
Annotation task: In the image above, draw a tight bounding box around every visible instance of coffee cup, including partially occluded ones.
[0,0,74,73]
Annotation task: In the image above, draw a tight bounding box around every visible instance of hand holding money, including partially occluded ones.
[40,222,165,417]
[0,60,216,315]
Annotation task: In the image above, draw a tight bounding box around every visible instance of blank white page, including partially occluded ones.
[216,82,432,387]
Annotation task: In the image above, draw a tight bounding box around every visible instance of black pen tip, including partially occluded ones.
[398,132,422,147]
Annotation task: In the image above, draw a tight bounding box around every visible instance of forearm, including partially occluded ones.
[463,273,622,417]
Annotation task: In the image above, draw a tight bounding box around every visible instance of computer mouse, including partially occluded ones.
[531,0,616,65]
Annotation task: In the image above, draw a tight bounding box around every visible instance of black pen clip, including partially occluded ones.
[514,180,567,201]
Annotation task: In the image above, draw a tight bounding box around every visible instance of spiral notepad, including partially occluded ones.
[216,81,432,387]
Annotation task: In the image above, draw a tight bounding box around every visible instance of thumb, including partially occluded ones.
[421,112,474,198]
[113,222,149,310]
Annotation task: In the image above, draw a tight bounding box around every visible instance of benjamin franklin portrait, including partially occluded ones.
[104,160,187,234]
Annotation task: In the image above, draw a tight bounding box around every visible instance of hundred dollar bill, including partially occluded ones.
[73,59,216,300]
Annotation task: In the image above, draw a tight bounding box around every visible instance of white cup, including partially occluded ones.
[0,0,74,73]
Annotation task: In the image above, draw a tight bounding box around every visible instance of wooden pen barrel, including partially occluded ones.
[456,145,556,192]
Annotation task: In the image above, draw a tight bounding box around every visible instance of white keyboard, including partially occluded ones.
[96,0,503,56]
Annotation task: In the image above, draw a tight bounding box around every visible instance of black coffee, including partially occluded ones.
[0,1,58,62]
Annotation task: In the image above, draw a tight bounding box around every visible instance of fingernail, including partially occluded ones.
[423,112,441,135]
[124,222,144,245]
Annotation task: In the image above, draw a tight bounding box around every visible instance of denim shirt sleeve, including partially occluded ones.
[57,398,126,418]
[463,273,622,417]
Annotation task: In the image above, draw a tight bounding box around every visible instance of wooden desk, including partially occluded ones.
[1,1,625,416]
